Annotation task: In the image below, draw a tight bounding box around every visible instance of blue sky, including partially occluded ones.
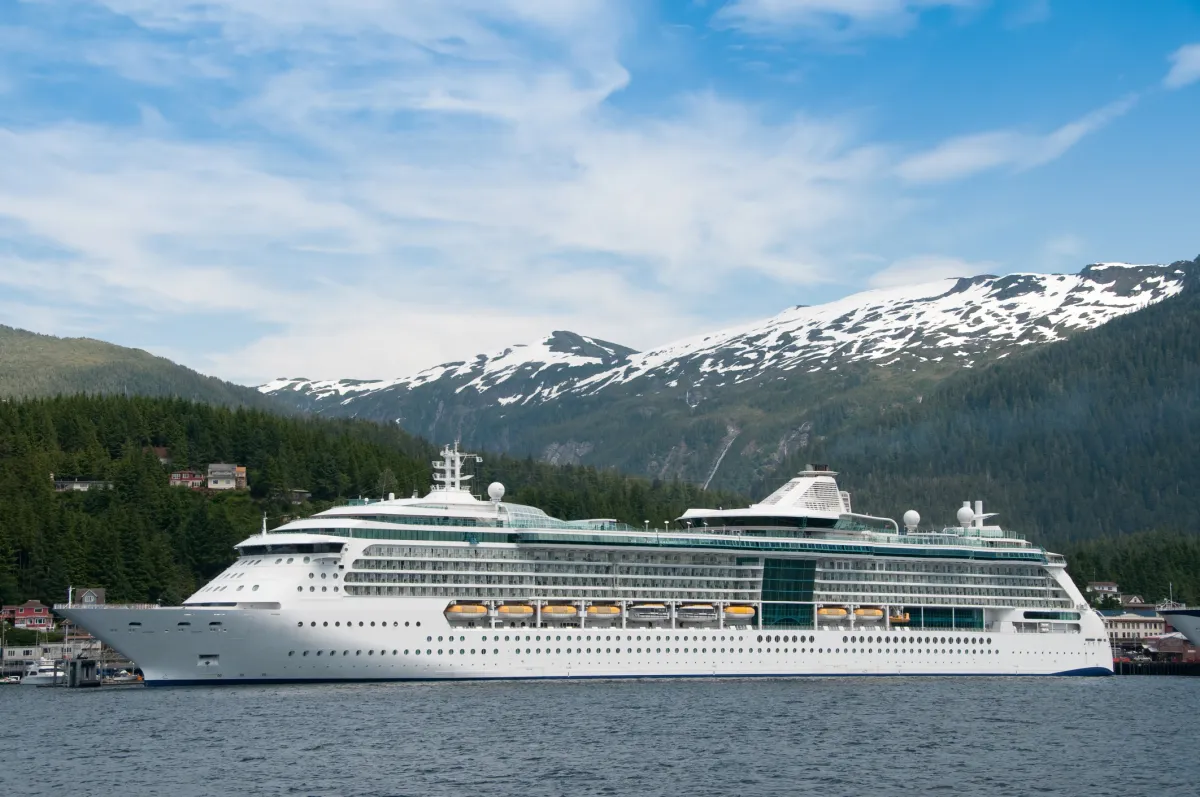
[1,0,1198,383]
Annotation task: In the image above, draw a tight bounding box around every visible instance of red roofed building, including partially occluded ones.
[1,600,54,630]
[169,470,205,489]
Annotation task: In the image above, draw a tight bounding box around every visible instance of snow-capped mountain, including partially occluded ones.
[262,330,635,414]
[260,259,1195,493]
[264,262,1188,409]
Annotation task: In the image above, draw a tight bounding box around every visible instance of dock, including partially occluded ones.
[1114,660,1200,676]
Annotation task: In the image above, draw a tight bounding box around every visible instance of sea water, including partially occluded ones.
[2,676,1198,796]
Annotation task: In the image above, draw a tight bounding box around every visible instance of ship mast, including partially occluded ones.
[431,441,482,495]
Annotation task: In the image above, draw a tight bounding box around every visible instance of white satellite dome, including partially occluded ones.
[956,505,975,527]
[487,482,505,501]
[902,510,920,530]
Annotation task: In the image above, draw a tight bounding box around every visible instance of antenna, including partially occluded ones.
[261,512,268,536]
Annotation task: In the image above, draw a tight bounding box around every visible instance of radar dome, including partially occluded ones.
[903,510,920,530]
[487,482,505,501]
[956,505,975,527]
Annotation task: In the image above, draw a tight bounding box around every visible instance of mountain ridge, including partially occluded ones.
[260,260,1196,492]
[0,324,292,412]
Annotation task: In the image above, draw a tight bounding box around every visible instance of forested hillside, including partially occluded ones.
[0,396,737,607]
[1062,532,1200,605]
[790,280,1200,549]
[0,324,288,410]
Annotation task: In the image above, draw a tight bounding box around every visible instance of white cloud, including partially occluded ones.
[714,0,980,39]
[1164,43,1200,89]
[1,3,902,382]
[896,96,1137,183]
[867,254,994,289]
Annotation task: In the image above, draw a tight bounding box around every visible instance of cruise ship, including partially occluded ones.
[1157,606,1200,647]
[57,445,1113,684]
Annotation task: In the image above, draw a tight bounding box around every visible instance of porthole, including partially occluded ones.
[323,621,328,627]
[310,622,316,627]
[288,651,294,656]
[358,650,363,656]
[302,651,309,657]
[333,587,338,592]
[252,585,260,591]
[321,573,327,580]
[321,587,327,592]
[370,621,375,627]
[297,587,302,592]
[275,558,282,564]
[297,622,303,627]
[303,557,310,564]
[359,621,363,627]
[309,586,314,592]
[404,650,410,655]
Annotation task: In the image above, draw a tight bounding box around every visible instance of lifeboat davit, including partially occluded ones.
[676,604,718,622]
[444,604,487,618]
[497,604,534,618]
[627,603,670,622]
[817,607,849,622]
[586,605,621,618]
[540,605,578,618]
[723,605,756,619]
[854,607,885,622]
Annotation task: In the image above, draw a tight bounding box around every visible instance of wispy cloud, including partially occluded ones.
[0,2,1186,384]
[713,0,980,39]
[0,0,900,382]
[1164,43,1200,89]
[895,96,1137,183]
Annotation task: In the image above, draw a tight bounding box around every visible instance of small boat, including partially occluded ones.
[627,603,670,622]
[444,604,488,618]
[677,604,718,621]
[817,607,849,622]
[888,613,911,624]
[21,657,64,686]
[586,604,621,618]
[723,605,756,619]
[854,607,885,622]
[540,605,578,617]
[496,604,534,617]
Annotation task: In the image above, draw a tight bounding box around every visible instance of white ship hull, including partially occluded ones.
[1160,609,1200,647]
[58,600,1113,685]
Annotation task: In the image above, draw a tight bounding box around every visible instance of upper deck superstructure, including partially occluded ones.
[57,444,1113,683]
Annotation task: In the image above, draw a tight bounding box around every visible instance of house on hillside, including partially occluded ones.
[169,470,205,489]
[1,600,54,631]
[1086,581,1120,596]
[50,475,113,492]
[207,464,247,490]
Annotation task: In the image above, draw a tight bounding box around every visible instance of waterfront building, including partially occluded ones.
[1098,609,1166,646]
[57,446,1113,684]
